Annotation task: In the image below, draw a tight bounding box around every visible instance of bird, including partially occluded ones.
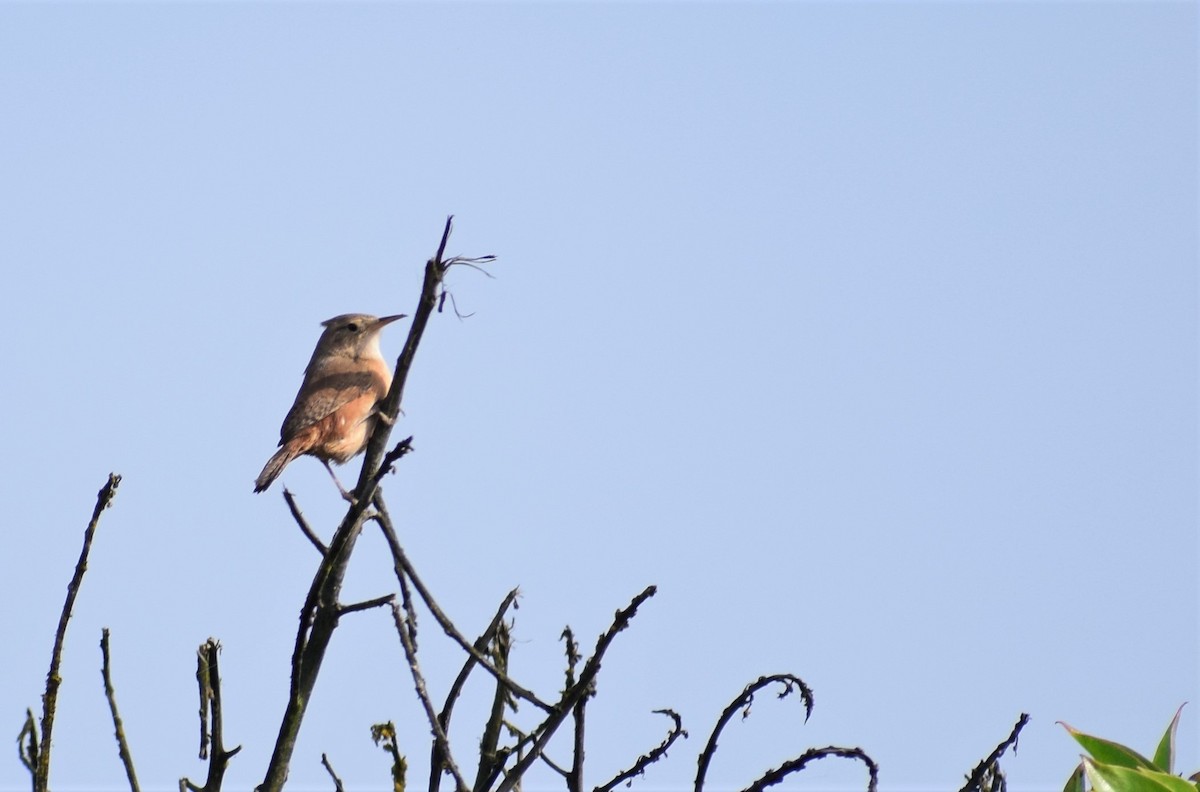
[254,313,406,497]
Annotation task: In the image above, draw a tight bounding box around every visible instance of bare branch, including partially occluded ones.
[430,589,519,792]
[321,754,346,792]
[694,674,814,792]
[182,640,242,792]
[100,629,141,792]
[493,586,658,792]
[391,603,470,792]
[34,472,121,792]
[373,494,552,712]
[374,436,415,485]
[739,746,879,792]
[568,695,588,792]
[564,626,587,792]
[473,621,514,792]
[539,751,571,780]
[261,219,492,791]
[594,710,687,792]
[958,714,1030,792]
[283,488,326,555]
[338,594,396,617]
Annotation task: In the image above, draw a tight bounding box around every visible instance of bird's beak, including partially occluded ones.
[376,314,407,327]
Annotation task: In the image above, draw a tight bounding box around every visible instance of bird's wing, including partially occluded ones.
[279,370,382,442]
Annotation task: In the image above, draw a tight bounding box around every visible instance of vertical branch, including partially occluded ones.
[34,473,121,792]
[260,217,492,792]
[562,628,584,792]
[568,697,587,792]
[473,622,513,792]
[182,640,242,792]
[371,722,409,792]
[100,629,141,792]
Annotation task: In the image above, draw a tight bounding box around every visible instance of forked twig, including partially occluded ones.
[373,494,551,712]
[429,589,519,792]
[493,586,658,792]
[182,640,242,792]
[260,218,493,792]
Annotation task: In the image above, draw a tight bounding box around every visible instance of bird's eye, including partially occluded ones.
[346,322,359,332]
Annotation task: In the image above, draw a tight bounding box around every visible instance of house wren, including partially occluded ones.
[254,313,405,495]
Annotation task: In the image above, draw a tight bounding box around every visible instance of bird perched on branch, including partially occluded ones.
[255,313,406,497]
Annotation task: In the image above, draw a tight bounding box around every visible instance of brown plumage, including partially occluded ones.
[255,313,405,495]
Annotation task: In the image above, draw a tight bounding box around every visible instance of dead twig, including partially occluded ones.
[473,621,515,792]
[391,603,470,792]
[260,218,492,792]
[373,494,551,713]
[182,639,242,792]
[429,589,519,792]
[27,473,121,792]
[694,674,815,792]
[374,436,415,485]
[321,753,346,792]
[100,629,141,792]
[338,593,396,617]
[958,714,1030,792]
[594,709,687,792]
[740,746,879,792]
[283,488,326,555]
[493,586,658,792]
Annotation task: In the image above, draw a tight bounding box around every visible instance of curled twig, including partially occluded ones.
[694,674,815,792]
[740,745,879,792]
[594,709,688,792]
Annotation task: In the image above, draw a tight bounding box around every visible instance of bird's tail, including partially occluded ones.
[254,444,301,493]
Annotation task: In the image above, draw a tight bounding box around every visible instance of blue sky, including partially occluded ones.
[1,3,1195,791]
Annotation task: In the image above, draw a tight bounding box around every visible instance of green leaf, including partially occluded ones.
[1061,722,1158,770]
[1063,762,1086,792]
[1152,704,1186,773]
[1084,760,1200,792]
